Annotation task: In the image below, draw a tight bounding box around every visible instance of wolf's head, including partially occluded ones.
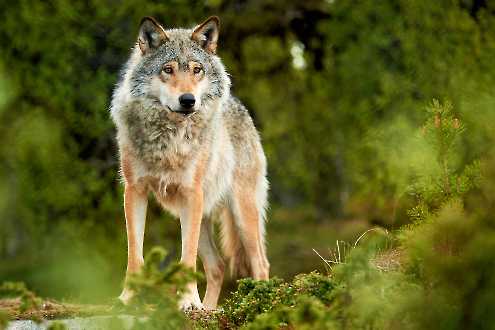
[128,16,230,116]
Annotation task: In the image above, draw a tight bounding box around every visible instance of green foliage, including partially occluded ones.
[322,1,495,221]
[126,247,200,306]
[123,247,200,330]
[407,100,481,221]
[244,296,333,330]
[404,203,495,328]
[46,321,67,330]
[222,278,291,326]
[0,310,8,330]
[221,272,334,327]
[291,272,335,305]
[323,199,495,329]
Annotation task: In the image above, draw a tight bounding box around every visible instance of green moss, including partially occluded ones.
[219,272,334,328]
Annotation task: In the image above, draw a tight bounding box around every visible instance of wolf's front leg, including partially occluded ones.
[119,183,148,304]
[178,186,204,310]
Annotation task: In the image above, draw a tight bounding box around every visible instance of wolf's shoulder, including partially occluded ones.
[223,96,254,130]
[222,96,260,145]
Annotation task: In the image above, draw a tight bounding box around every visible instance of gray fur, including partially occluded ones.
[121,98,206,172]
[129,29,229,106]
[111,18,269,310]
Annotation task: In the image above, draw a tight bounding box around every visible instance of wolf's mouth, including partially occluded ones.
[175,109,196,115]
[166,106,196,116]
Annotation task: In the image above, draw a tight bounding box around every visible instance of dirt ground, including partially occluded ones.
[0,298,110,321]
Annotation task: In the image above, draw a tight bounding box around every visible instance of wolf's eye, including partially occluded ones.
[163,66,173,74]
[193,66,202,74]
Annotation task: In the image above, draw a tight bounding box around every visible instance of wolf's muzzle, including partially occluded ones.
[179,93,195,109]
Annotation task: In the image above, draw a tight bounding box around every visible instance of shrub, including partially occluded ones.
[122,246,200,330]
[221,272,334,328]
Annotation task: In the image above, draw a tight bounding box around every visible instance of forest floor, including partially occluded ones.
[0,298,110,321]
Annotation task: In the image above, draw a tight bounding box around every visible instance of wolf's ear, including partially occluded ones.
[138,17,168,55]
[191,16,220,54]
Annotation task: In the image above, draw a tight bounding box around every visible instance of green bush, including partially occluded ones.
[245,296,333,330]
[122,247,200,330]
[220,272,334,328]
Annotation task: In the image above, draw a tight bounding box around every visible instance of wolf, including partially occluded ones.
[110,16,269,310]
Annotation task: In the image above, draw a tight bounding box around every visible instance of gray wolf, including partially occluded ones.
[110,16,269,310]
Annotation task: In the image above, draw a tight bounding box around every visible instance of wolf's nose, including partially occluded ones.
[179,93,195,109]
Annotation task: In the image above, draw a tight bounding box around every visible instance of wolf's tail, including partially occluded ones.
[219,207,251,278]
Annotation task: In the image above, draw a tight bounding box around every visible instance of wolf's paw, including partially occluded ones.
[118,288,134,305]
[179,295,204,312]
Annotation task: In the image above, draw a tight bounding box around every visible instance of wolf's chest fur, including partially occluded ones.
[122,100,207,172]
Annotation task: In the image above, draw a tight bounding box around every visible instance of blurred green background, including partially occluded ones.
[0,0,494,303]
